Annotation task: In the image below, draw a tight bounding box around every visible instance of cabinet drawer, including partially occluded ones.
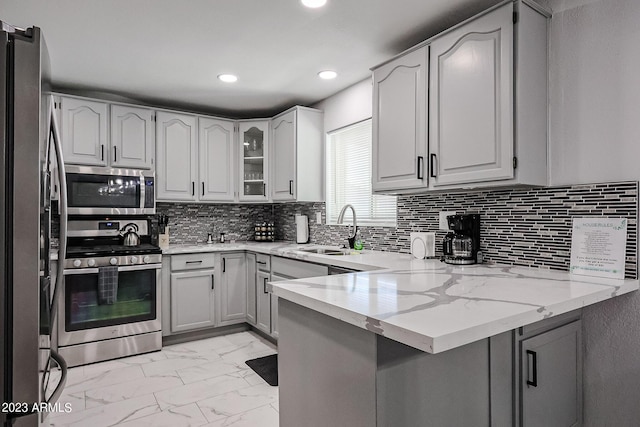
[171,253,216,271]
[256,254,271,272]
[271,256,328,279]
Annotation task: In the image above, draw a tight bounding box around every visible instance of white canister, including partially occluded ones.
[410,232,435,259]
[296,215,309,244]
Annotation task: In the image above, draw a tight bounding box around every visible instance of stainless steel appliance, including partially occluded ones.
[58,217,162,367]
[442,214,481,265]
[1,22,68,426]
[66,165,155,216]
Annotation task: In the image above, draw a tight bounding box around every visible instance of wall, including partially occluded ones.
[312,79,372,132]
[545,0,640,424]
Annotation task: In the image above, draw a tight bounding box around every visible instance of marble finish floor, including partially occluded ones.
[48,331,279,427]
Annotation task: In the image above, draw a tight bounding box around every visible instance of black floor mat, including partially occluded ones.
[245,354,278,386]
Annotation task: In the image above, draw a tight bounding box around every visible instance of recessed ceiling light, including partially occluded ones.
[218,74,238,83]
[301,0,327,8]
[318,70,337,80]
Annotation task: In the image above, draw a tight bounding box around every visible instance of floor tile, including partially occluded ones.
[142,356,214,377]
[176,359,251,384]
[49,392,85,418]
[196,384,278,423]
[85,371,183,408]
[202,403,279,427]
[118,403,209,427]
[64,365,145,394]
[49,394,160,427]
[155,373,252,410]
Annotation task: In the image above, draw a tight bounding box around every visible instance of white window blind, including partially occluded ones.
[326,119,397,227]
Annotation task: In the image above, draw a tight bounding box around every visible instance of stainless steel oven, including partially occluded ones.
[66,165,155,215]
[58,217,162,367]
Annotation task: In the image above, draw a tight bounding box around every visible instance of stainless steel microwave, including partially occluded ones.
[65,166,155,215]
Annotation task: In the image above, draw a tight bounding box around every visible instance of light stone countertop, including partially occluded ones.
[168,242,639,354]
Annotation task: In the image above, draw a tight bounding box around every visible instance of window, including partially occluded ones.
[326,119,397,227]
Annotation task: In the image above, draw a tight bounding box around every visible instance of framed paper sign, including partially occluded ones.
[570,217,627,279]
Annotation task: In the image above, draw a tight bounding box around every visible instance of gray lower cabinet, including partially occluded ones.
[256,270,271,334]
[218,252,247,326]
[279,299,583,427]
[520,320,582,427]
[170,269,216,333]
[246,253,257,325]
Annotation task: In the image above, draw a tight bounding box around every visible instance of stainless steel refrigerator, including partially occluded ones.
[0,22,67,426]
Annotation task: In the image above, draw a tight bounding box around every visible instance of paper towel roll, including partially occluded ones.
[296,215,309,243]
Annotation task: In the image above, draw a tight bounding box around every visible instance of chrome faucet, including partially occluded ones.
[337,204,357,249]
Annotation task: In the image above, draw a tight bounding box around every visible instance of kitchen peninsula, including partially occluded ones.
[266,255,638,426]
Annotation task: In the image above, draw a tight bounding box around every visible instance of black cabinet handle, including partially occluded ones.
[114,146,117,162]
[185,260,202,264]
[263,277,268,293]
[202,182,205,196]
[223,258,226,273]
[263,183,266,196]
[256,261,267,265]
[417,156,424,179]
[211,274,215,290]
[289,180,293,195]
[526,350,538,387]
[192,182,195,196]
[430,154,437,178]
[101,144,104,161]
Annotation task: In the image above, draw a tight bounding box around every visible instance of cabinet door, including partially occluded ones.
[110,105,155,169]
[219,253,247,326]
[256,270,271,334]
[170,269,215,333]
[271,110,296,201]
[156,112,197,201]
[246,253,257,325]
[60,97,108,166]
[372,46,428,192]
[199,117,236,202]
[521,321,582,427]
[269,273,292,340]
[238,121,269,202]
[429,4,514,186]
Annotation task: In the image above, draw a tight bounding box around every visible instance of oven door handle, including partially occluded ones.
[63,263,162,275]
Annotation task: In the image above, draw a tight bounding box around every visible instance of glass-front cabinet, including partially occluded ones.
[238,121,269,201]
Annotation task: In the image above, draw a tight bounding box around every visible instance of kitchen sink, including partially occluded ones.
[299,248,349,256]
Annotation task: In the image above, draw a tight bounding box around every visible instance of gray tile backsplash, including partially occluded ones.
[159,182,638,278]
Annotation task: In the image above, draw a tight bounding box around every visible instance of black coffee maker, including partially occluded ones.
[442,214,481,265]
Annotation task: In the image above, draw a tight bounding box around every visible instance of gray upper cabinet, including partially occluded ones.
[429,4,514,186]
[270,106,324,202]
[218,253,248,326]
[372,46,428,192]
[373,0,548,193]
[156,111,198,201]
[271,110,296,201]
[238,121,269,202]
[520,320,582,427]
[110,104,155,169]
[429,1,548,189]
[59,97,108,167]
[199,117,236,202]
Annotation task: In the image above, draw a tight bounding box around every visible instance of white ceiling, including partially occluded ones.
[1,0,501,118]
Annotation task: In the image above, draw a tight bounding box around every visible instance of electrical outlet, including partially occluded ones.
[316,212,322,224]
[439,211,457,231]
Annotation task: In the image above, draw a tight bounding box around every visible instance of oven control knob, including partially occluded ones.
[73,259,82,268]
[130,256,138,264]
[87,259,96,267]
[143,256,150,264]
[109,258,118,266]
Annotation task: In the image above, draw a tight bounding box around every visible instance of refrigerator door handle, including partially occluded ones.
[46,96,68,401]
